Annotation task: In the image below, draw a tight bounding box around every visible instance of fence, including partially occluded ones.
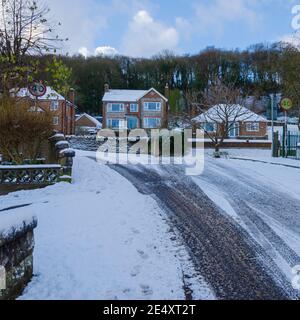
[0,165,62,185]
[280,131,300,157]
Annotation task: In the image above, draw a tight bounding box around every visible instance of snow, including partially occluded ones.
[0,150,213,300]
[55,141,69,147]
[193,104,267,123]
[190,138,272,143]
[76,114,102,129]
[12,87,66,101]
[0,210,36,239]
[225,148,300,170]
[51,133,65,139]
[59,148,75,155]
[102,88,168,103]
[0,164,61,169]
[193,149,300,286]
[103,89,148,102]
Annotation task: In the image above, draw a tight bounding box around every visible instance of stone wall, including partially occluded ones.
[0,212,37,300]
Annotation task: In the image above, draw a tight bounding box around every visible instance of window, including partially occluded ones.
[144,102,161,111]
[130,103,139,113]
[107,119,126,129]
[203,123,216,132]
[246,122,259,132]
[50,100,59,111]
[143,117,161,128]
[107,103,125,113]
[53,116,59,126]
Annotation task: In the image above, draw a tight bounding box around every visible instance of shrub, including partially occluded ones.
[0,97,53,164]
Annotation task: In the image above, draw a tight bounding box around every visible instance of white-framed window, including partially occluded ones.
[50,100,59,111]
[143,117,161,128]
[130,103,139,112]
[53,116,59,126]
[107,119,127,129]
[246,122,260,132]
[203,122,216,132]
[107,103,125,113]
[143,102,161,111]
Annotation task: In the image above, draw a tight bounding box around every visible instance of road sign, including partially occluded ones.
[280,98,293,111]
[28,81,47,97]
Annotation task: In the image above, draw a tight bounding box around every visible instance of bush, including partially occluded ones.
[0,97,53,164]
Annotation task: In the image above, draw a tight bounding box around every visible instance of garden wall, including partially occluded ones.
[0,210,37,300]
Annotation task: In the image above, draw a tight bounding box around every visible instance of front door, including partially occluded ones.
[127,117,138,129]
[228,122,239,138]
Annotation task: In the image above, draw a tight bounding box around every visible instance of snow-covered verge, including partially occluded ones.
[222,148,300,168]
[0,150,213,300]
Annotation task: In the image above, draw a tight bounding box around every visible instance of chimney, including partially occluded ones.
[104,83,110,93]
[164,83,170,100]
[69,88,75,105]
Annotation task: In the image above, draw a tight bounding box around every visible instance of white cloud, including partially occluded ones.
[49,0,152,55]
[122,10,179,57]
[78,47,90,58]
[95,46,118,56]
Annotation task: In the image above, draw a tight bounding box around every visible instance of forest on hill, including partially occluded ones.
[25,42,300,119]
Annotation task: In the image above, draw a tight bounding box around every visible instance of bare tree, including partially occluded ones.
[0,0,65,92]
[191,83,256,155]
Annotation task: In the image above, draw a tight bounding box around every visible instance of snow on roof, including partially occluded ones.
[102,88,168,102]
[193,104,267,123]
[13,86,66,101]
[76,113,102,128]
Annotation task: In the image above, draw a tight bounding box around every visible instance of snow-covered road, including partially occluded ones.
[109,150,300,300]
[194,153,300,298]
[1,147,300,300]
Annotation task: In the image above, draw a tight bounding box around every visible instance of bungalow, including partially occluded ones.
[75,113,102,135]
[102,85,169,130]
[13,86,76,135]
[193,104,268,140]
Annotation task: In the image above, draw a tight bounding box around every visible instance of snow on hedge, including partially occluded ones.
[0,210,37,240]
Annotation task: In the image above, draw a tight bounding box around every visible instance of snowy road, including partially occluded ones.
[109,153,300,300]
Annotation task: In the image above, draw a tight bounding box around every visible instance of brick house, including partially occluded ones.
[75,113,102,134]
[15,87,76,135]
[102,85,169,130]
[193,104,268,139]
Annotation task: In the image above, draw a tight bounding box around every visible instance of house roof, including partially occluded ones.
[13,86,66,101]
[76,113,102,128]
[102,88,168,102]
[193,104,267,123]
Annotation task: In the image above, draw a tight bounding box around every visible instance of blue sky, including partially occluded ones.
[49,0,300,57]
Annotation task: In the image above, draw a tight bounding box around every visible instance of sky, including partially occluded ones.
[48,0,300,58]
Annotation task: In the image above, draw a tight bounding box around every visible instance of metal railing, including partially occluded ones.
[0,165,62,185]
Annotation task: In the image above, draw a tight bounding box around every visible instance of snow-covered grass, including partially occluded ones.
[0,150,213,300]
